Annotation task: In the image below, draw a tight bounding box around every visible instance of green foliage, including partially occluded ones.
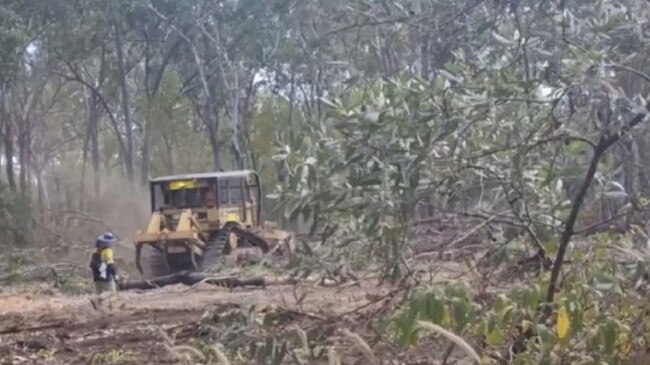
[189,302,336,364]
[275,78,462,278]
[2,1,650,363]
[394,284,479,346]
[36,348,56,361]
[272,0,650,285]
[393,237,650,364]
[0,6,23,83]
[88,349,135,364]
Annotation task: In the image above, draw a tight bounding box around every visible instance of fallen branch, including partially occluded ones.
[339,272,411,319]
[408,215,499,263]
[0,321,67,335]
[573,202,650,235]
[417,321,481,365]
[445,214,499,251]
[118,271,266,291]
[278,308,328,322]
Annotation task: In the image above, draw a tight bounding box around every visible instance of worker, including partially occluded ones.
[89,232,119,294]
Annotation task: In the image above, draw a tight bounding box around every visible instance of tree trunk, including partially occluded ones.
[240,73,257,169]
[203,96,221,171]
[114,21,135,183]
[162,134,174,174]
[207,114,221,171]
[140,123,151,185]
[34,162,45,220]
[4,121,15,190]
[79,90,91,210]
[0,88,6,187]
[228,73,243,169]
[90,94,101,195]
[18,117,29,194]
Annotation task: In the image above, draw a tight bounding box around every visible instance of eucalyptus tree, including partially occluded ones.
[275,0,650,283]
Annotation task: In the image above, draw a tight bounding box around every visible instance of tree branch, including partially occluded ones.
[543,109,648,315]
[42,60,127,156]
[610,64,650,84]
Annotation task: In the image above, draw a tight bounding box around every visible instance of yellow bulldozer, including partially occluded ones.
[133,170,292,277]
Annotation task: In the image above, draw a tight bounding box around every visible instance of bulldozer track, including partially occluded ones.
[228,226,271,254]
[198,229,228,272]
[145,245,173,277]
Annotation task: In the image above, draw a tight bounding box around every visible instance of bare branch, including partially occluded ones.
[610,64,650,84]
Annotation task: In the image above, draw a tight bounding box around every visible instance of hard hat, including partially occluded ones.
[96,232,116,248]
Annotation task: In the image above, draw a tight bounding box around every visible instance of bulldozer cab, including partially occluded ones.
[149,170,262,232]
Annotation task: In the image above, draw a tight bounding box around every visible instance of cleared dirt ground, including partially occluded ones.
[0,277,401,365]
[0,216,486,364]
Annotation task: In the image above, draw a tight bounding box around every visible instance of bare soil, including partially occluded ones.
[0,215,489,364]
[0,278,396,364]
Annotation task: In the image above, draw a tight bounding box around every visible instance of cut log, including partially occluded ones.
[118,271,266,291]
